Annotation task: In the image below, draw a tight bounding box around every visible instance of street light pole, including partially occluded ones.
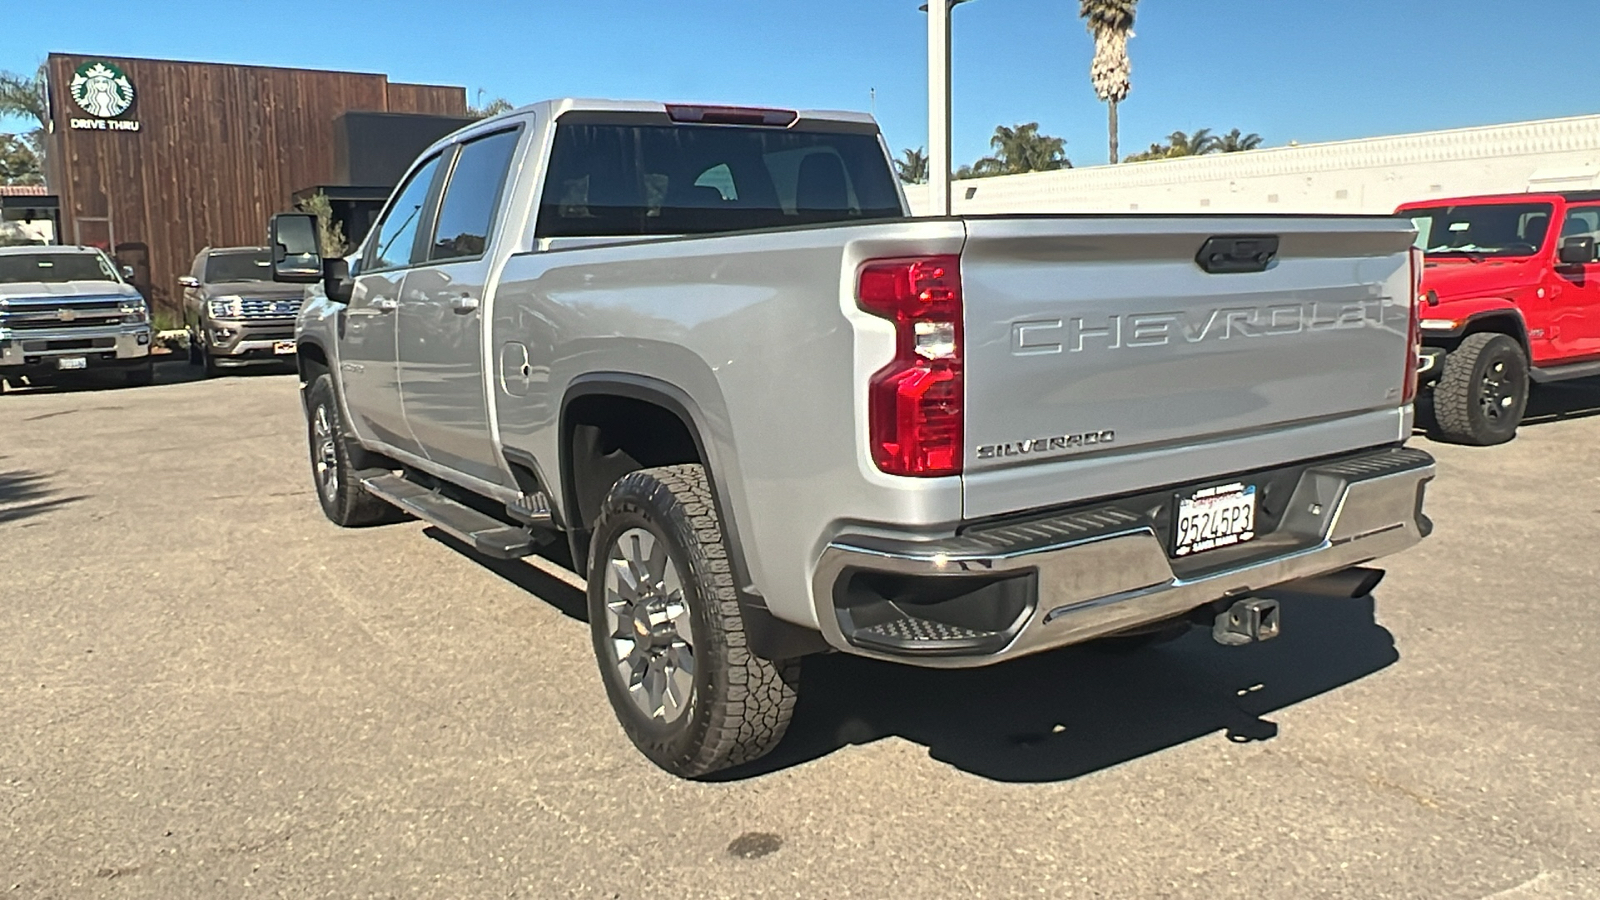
[927,0,952,217]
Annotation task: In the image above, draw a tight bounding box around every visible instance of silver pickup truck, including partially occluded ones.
[0,246,153,391]
[269,99,1436,777]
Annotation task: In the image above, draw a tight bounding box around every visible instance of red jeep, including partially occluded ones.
[1398,192,1600,445]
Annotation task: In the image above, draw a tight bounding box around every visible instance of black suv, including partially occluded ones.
[180,247,304,377]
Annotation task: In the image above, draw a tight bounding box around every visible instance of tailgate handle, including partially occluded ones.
[1196,235,1280,274]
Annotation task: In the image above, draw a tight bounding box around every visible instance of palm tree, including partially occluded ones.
[1215,128,1264,153]
[1165,128,1219,157]
[894,147,930,184]
[1121,129,1221,162]
[1078,0,1137,165]
[969,123,1070,177]
[0,63,49,180]
[0,63,48,129]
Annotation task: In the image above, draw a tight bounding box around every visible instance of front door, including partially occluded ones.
[338,152,445,457]
[397,129,522,487]
[1551,203,1600,361]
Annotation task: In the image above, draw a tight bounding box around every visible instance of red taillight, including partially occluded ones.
[857,256,963,477]
[1404,246,1424,404]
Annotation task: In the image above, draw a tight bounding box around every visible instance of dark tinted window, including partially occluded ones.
[536,123,904,238]
[430,130,520,261]
[0,252,118,284]
[369,155,443,270]
[204,251,271,283]
[1405,203,1553,258]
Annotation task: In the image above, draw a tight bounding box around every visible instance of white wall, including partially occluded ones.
[908,114,1600,217]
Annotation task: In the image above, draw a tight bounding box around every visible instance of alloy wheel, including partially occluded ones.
[603,527,695,724]
[1479,358,1517,421]
[312,404,339,502]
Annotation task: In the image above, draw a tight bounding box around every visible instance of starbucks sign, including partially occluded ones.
[68,60,141,132]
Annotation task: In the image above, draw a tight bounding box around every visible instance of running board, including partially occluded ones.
[360,473,536,559]
[1531,358,1600,384]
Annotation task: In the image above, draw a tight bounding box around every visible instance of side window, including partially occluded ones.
[1561,207,1600,244]
[368,154,443,271]
[428,130,521,262]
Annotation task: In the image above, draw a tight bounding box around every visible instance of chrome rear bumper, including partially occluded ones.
[811,447,1435,668]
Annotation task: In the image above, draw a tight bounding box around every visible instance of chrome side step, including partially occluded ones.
[360,473,536,559]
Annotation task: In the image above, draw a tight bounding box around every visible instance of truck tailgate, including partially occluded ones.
[959,216,1415,521]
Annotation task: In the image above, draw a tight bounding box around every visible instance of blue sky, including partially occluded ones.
[4,0,1599,167]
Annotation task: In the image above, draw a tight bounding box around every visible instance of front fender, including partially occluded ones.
[1419,296,1526,341]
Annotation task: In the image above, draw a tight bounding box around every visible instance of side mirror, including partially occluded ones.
[1559,236,1596,266]
[120,265,136,280]
[269,213,323,283]
[323,257,354,305]
[178,275,200,289]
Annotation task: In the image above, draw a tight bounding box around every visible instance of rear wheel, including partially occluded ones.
[587,464,800,778]
[305,374,401,527]
[1432,332,1528,446]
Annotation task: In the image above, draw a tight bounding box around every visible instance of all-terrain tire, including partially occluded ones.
[1432,332,1529,446]
[305,374,402,528]
[587,464,800,778]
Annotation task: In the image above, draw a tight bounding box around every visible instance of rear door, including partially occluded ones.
[338,153,445,455]
[958,216,1417,520]
[396,128,522,487]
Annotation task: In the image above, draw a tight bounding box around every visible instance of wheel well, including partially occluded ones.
[297,341,330,386]
[563,393,703,572]
[1451,313,1527,353]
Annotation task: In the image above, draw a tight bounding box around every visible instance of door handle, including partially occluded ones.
[450,295,480,314]
[370,297,399,312]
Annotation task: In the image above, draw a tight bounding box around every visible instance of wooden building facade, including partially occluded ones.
[44,54,467,319]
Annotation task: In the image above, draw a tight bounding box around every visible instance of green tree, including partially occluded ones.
[293,190,349,257]
[1124,128,1263,162]
[0,133,43,185]
[1215,128,1264,152]
[894,147,929,184]
[964,123,1071,178]
[468,94,514,119]
[1079,0,1138,165]
[0,63,48,179]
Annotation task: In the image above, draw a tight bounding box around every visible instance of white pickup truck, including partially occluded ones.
[270,99,1435,777]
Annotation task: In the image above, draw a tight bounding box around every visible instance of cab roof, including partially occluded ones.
[1398,191,1600,210]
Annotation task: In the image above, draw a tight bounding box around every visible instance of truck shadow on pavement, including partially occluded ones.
[1521,376,1600,426]
[724,592,1398,784]
[0,464,85,524]
[1417,376,1600,438]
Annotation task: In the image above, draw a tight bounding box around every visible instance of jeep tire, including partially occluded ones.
[587,464,800,778]
[1432,332,1529,446]
[305,374,402,527]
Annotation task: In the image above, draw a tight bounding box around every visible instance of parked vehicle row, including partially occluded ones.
[0,245,153,392]
[266,99,1437,778]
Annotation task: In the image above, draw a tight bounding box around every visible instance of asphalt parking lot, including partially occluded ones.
[2,362,1598,899]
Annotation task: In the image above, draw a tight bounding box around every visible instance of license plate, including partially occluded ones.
[1173,482,1257,557]
[273,340,297,355]
[56,356,87,370]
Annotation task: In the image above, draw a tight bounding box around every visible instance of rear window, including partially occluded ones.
[0,252,118,284]
[536,122,904,238]
[204,251,271,283]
